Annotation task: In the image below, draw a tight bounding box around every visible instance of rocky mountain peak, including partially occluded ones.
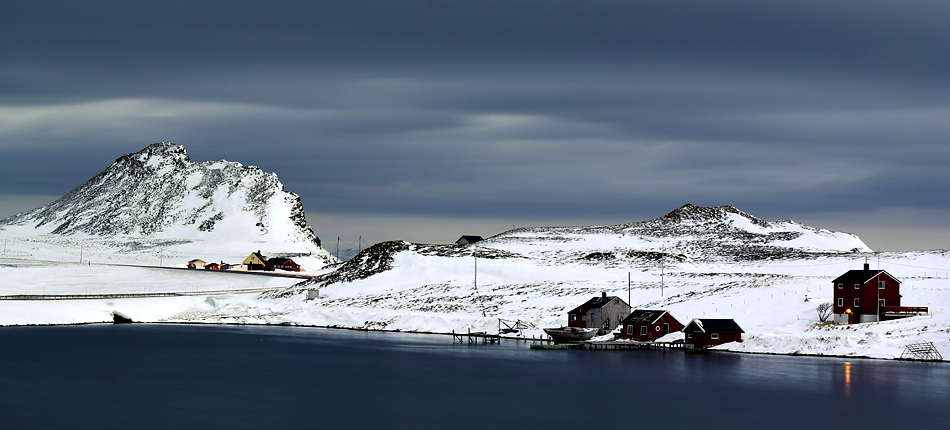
[0,142,335,267]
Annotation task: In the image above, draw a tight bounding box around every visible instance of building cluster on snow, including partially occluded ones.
[558,291,745,350]
[552,263,931,351]
[186,251,305,272]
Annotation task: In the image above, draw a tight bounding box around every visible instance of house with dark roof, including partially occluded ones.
[833,262,926,324]
[683,319,744,349]
[265,257,302,272]
[620,309,685,341]
[187,259,206,269]
[567,292,631,335]
[456,235,484,245]
[243,250,268,270]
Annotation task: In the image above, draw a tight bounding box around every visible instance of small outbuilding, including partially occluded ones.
[683,319,744,350]
[265,257,301,272]
[204,262,222,270]
[456,235,484,245]
[567,292,631,335]
[620,309,685,341]
[187,259,206,269]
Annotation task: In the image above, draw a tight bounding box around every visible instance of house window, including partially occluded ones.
[837,283,843,289]
[687,333,692,339]
[626,325,633,335]
[854,284,860,289]
[837,298,843,307]
[854,298,860,307]
[879,299,885,307]
[570,314,576,322]
[879,281,885,289]
[711,333,719,340]
[640,326,647,335]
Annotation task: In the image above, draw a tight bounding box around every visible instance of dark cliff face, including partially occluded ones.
[0,142,321,247]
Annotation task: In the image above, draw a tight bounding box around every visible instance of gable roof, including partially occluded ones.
[685,318,744,333]
[832,269,900,285]
[569,295,627,313]
[245,251,268,262]
[621,309,670,325]
[266,257,295,266]
[456,235,484,244]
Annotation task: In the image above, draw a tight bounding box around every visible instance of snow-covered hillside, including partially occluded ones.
[0,142,336,269]
[2,204,947,361]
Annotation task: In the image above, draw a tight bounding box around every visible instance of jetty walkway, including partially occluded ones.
[530,340,686,351]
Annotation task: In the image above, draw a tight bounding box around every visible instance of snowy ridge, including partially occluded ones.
[482,204,871,264]
[0,142,336,269]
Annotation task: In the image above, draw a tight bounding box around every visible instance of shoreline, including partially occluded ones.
[2,318,945,363]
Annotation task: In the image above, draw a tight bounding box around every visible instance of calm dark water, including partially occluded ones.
[1,324,948,430]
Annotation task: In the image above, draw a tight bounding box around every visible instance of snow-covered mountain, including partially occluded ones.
[279,204,870,295]
[486,204,872,263]
[0,142,336,269]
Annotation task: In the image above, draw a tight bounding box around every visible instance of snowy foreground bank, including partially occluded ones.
[2,251,949,362]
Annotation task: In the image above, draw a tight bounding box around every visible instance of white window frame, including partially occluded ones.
[837,298,843,307]
[878,299,885,307]
[711,333,719,340]
[640,326,647,336]
[878,281,885,289]
[837,283,843,289]
[854,298,860,307]
[626,325,633,335]
[854,283,860,289]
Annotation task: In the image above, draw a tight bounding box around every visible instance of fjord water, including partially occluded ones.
[1,325,946,430]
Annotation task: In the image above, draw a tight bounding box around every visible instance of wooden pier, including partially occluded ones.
[453,329,501,344]
[530,340,686,351]
[452,330,555,345]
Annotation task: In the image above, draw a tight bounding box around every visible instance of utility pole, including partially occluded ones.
[474,245,485,317]
[660,246,665,297]
[627,271,631,306]
[336,237,340,260]
[79,243,83,263]
[876,249,881,322]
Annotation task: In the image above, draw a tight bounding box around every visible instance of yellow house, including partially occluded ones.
[243,251,268,270]
[187,259,206,269]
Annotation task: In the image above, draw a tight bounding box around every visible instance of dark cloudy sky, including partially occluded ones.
[1,0,948,251]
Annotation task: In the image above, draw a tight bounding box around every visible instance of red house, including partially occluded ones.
[265,257,301,272]
[620,309,685,341]
[683,319,744,350]
[832,263,925,324]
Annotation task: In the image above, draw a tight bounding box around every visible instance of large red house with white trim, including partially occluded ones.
[832,263,926,324]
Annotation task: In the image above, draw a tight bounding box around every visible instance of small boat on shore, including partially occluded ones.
[543,327,598,343]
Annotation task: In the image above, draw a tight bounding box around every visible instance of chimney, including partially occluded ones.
[602,291,607,298]
[864,262,870,271]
